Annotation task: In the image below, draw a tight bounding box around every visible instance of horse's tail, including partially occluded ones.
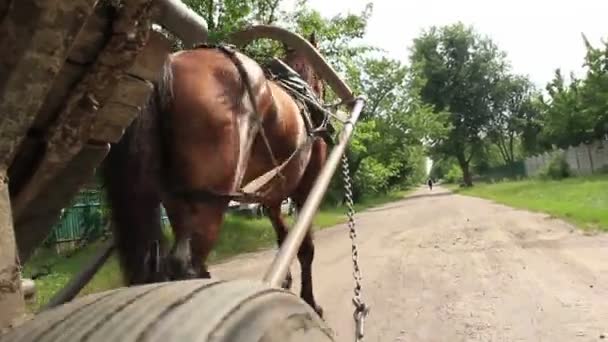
[102,58,173,285]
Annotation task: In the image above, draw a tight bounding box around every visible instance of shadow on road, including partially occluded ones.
[366,191,454,213]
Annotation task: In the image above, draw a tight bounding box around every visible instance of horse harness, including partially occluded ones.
[170,43,333,205]
[166,44,372,342]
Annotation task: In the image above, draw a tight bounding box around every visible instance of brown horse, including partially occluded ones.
[103,33,327,316]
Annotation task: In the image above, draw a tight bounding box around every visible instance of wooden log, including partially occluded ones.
[11,0,155,222]
[0,169,24,330]
[0,0,99,169]
[14,143,109,263]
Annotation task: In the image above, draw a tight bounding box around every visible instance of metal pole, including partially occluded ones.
[154,0,209,47]
[263,97,366,287]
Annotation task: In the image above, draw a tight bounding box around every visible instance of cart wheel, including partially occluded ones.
[0,279,334,342]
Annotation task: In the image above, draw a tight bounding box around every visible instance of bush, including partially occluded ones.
[444,164,463,183]
[539,152,571,180]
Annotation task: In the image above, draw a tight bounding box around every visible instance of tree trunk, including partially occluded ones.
[457,155,473,187]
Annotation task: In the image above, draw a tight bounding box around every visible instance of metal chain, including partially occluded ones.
[341,153,370,342]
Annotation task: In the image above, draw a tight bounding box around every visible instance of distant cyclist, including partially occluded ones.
[427,178,433,190]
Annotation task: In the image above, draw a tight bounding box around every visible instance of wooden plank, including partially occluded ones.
[127,30,172,82]
[0,0,10,24]
[90,102,141,143]
[90,75,156,143]
[11,0,155,221]
[14,143,109,263]
[0,169,25,331]
[31,61,87,131]
[6,135,44,199]
[110,75,154,107]
[67,4,113,64]
[9,6,112,194]
[0,0,99,169]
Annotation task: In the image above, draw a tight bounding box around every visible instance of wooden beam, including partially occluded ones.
[68,4,113,65]
[0,169,24,330]
[127,30,172,82]
[0,0,99,169]
[0,0,11,24]
[90,101,144,143]
[11,0,155,221]
[88,31,172,143]
[14,143,109,263]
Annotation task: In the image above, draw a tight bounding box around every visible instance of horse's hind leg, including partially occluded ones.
[163,198,228,279]
[189,201,228,278]
[266,204,293,290]
[291,138,327,318]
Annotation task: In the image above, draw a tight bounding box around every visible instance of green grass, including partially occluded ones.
[22,242,123,311]
[453,175,608,231]
[23,189,411,312]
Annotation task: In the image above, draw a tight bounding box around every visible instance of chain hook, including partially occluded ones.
[341,153,370,342]
[353,300,370,340]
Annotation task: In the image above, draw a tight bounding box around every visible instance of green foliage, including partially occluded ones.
[487,74,540,163]
[532,35,608,152]
[429,157,456,180]
[538,152,571,180]
[444,163,463,183]
[409,23,511,186]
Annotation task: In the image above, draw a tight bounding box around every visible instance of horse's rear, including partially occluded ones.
[103,41,327,316]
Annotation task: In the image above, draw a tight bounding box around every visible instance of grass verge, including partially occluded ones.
[23,188,411,312]
[452,175,608,231]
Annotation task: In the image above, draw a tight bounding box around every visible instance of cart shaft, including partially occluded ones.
[263,97,365,287]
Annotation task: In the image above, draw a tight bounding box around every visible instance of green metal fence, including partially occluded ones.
[46,189,171,246]
[45,190,108,245]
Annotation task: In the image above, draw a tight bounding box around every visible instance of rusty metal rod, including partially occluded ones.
[263,97,365,287]
[42,239,114,311]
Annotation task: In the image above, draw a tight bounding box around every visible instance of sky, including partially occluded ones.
[286,0,608,89]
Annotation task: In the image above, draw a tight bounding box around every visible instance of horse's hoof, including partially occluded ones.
[313,304,324,319]
[282,273,293,290]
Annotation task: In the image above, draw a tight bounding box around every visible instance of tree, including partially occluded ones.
[487,74,538,164]
[409,23,509,186]
[539,69,591,148]
[536,35,608,150]
[579,34,608,140]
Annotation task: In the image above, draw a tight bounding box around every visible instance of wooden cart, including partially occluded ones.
[0,1,365,340]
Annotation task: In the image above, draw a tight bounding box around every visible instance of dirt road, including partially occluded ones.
[211,187,608,341]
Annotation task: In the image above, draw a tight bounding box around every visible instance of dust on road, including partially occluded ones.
[211,187,608,341]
